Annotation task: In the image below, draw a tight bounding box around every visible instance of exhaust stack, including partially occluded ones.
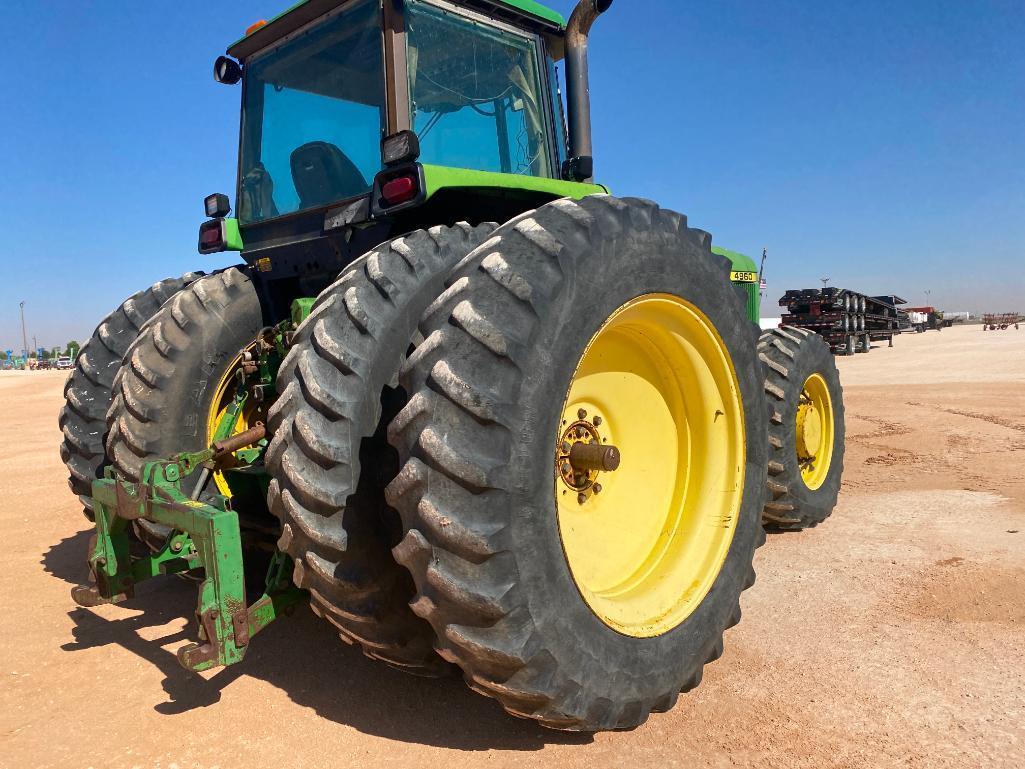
[564,0,613,182]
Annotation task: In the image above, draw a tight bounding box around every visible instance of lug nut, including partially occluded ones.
[561,441,571,453]
[561,462,572,475]
[577,492,588,505]
[593,483,602,494]
[593,416,602,426]
[170,540,183,553]
[577,408,587,420]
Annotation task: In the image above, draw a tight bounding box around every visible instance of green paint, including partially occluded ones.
[713,246,761,323]
[486,0,565,26]
[224,217,244,251]
[290,297,316,326]
[422,164,607,202]
[79,452,304,673]
[73,321,305,673]
[231,0,565,51]
[712,246,757,274]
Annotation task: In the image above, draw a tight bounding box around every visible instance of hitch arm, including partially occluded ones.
[71,423,303,673]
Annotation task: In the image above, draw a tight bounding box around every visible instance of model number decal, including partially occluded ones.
[730,271,758,283]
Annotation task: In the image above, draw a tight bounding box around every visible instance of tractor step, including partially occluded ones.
[72,431,305,673]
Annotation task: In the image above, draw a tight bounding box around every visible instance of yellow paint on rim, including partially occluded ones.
[555,293,746,638]
[206,353,250,499]
[796,372,834,490]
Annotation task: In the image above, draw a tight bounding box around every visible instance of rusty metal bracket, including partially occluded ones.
[231,609,251,648]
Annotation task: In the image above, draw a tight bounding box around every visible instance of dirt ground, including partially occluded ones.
[2,324,1023,769]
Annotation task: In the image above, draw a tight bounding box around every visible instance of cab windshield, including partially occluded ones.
[238,0,386,224]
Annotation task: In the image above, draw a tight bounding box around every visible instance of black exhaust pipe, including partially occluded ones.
[564,0,613,183]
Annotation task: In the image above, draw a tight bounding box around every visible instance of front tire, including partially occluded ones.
[759,327,845,529]
[386,196,767,731]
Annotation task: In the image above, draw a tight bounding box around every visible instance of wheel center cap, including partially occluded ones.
[796,401,821,459]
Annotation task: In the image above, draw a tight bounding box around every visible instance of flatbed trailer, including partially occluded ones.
[780,288,900,355]
[874,295,911,332]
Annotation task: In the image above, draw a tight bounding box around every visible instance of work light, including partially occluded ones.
[204,193,231,218]
[381,131,420,167]
[214,56,242,85]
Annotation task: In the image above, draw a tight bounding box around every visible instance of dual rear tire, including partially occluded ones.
[63,195,833,732]
[59,273,203,519]
[261,197,769,729]
[383,196,768,729]
[105,268,268,548]
[264,223,495,675]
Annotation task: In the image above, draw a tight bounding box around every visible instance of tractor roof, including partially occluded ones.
[228,0,565,60]
[711,246,758,273]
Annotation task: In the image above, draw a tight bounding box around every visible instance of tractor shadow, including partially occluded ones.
[43,530,591,751]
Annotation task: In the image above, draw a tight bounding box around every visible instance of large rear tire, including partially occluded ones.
[265,223,494,675]
[386,196,767,731]
[759,327,845,529]
[105,268,267,546]
[59,273,202,519]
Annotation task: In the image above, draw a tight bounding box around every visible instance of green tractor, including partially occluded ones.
[60,0,844,731]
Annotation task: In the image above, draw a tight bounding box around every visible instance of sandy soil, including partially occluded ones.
[1,324,1023,769]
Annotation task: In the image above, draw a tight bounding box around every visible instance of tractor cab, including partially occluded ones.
[203,0,605,277]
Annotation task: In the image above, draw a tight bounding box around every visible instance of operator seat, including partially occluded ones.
[290,141,368,209]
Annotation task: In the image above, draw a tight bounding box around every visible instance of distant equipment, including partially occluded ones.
[983,313,1021,331]
[779,288,903,355]
[904,306,949,330]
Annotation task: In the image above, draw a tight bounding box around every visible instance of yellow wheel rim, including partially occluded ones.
[206,351,259,498]
[555,294,746,638]
[796,373,834,490]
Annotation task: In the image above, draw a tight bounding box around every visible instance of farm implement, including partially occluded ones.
[983,313,1021,330]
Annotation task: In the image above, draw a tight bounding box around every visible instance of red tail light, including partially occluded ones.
[198,220,225,253]
[381,175,418,206]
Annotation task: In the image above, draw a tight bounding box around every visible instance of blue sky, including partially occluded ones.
[2,0,1023,351]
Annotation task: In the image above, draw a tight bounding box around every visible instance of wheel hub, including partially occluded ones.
[556,410,621,503]
[795,396,821,461]
[207,343,271,499]
[795,373,835,490]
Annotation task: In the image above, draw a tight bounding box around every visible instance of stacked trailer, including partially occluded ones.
[779,288,900,355]
[873,294,910,333]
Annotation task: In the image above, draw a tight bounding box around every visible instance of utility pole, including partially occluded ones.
[925,289,931,307]
[820,277,830,289]
[19,301,28,360]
